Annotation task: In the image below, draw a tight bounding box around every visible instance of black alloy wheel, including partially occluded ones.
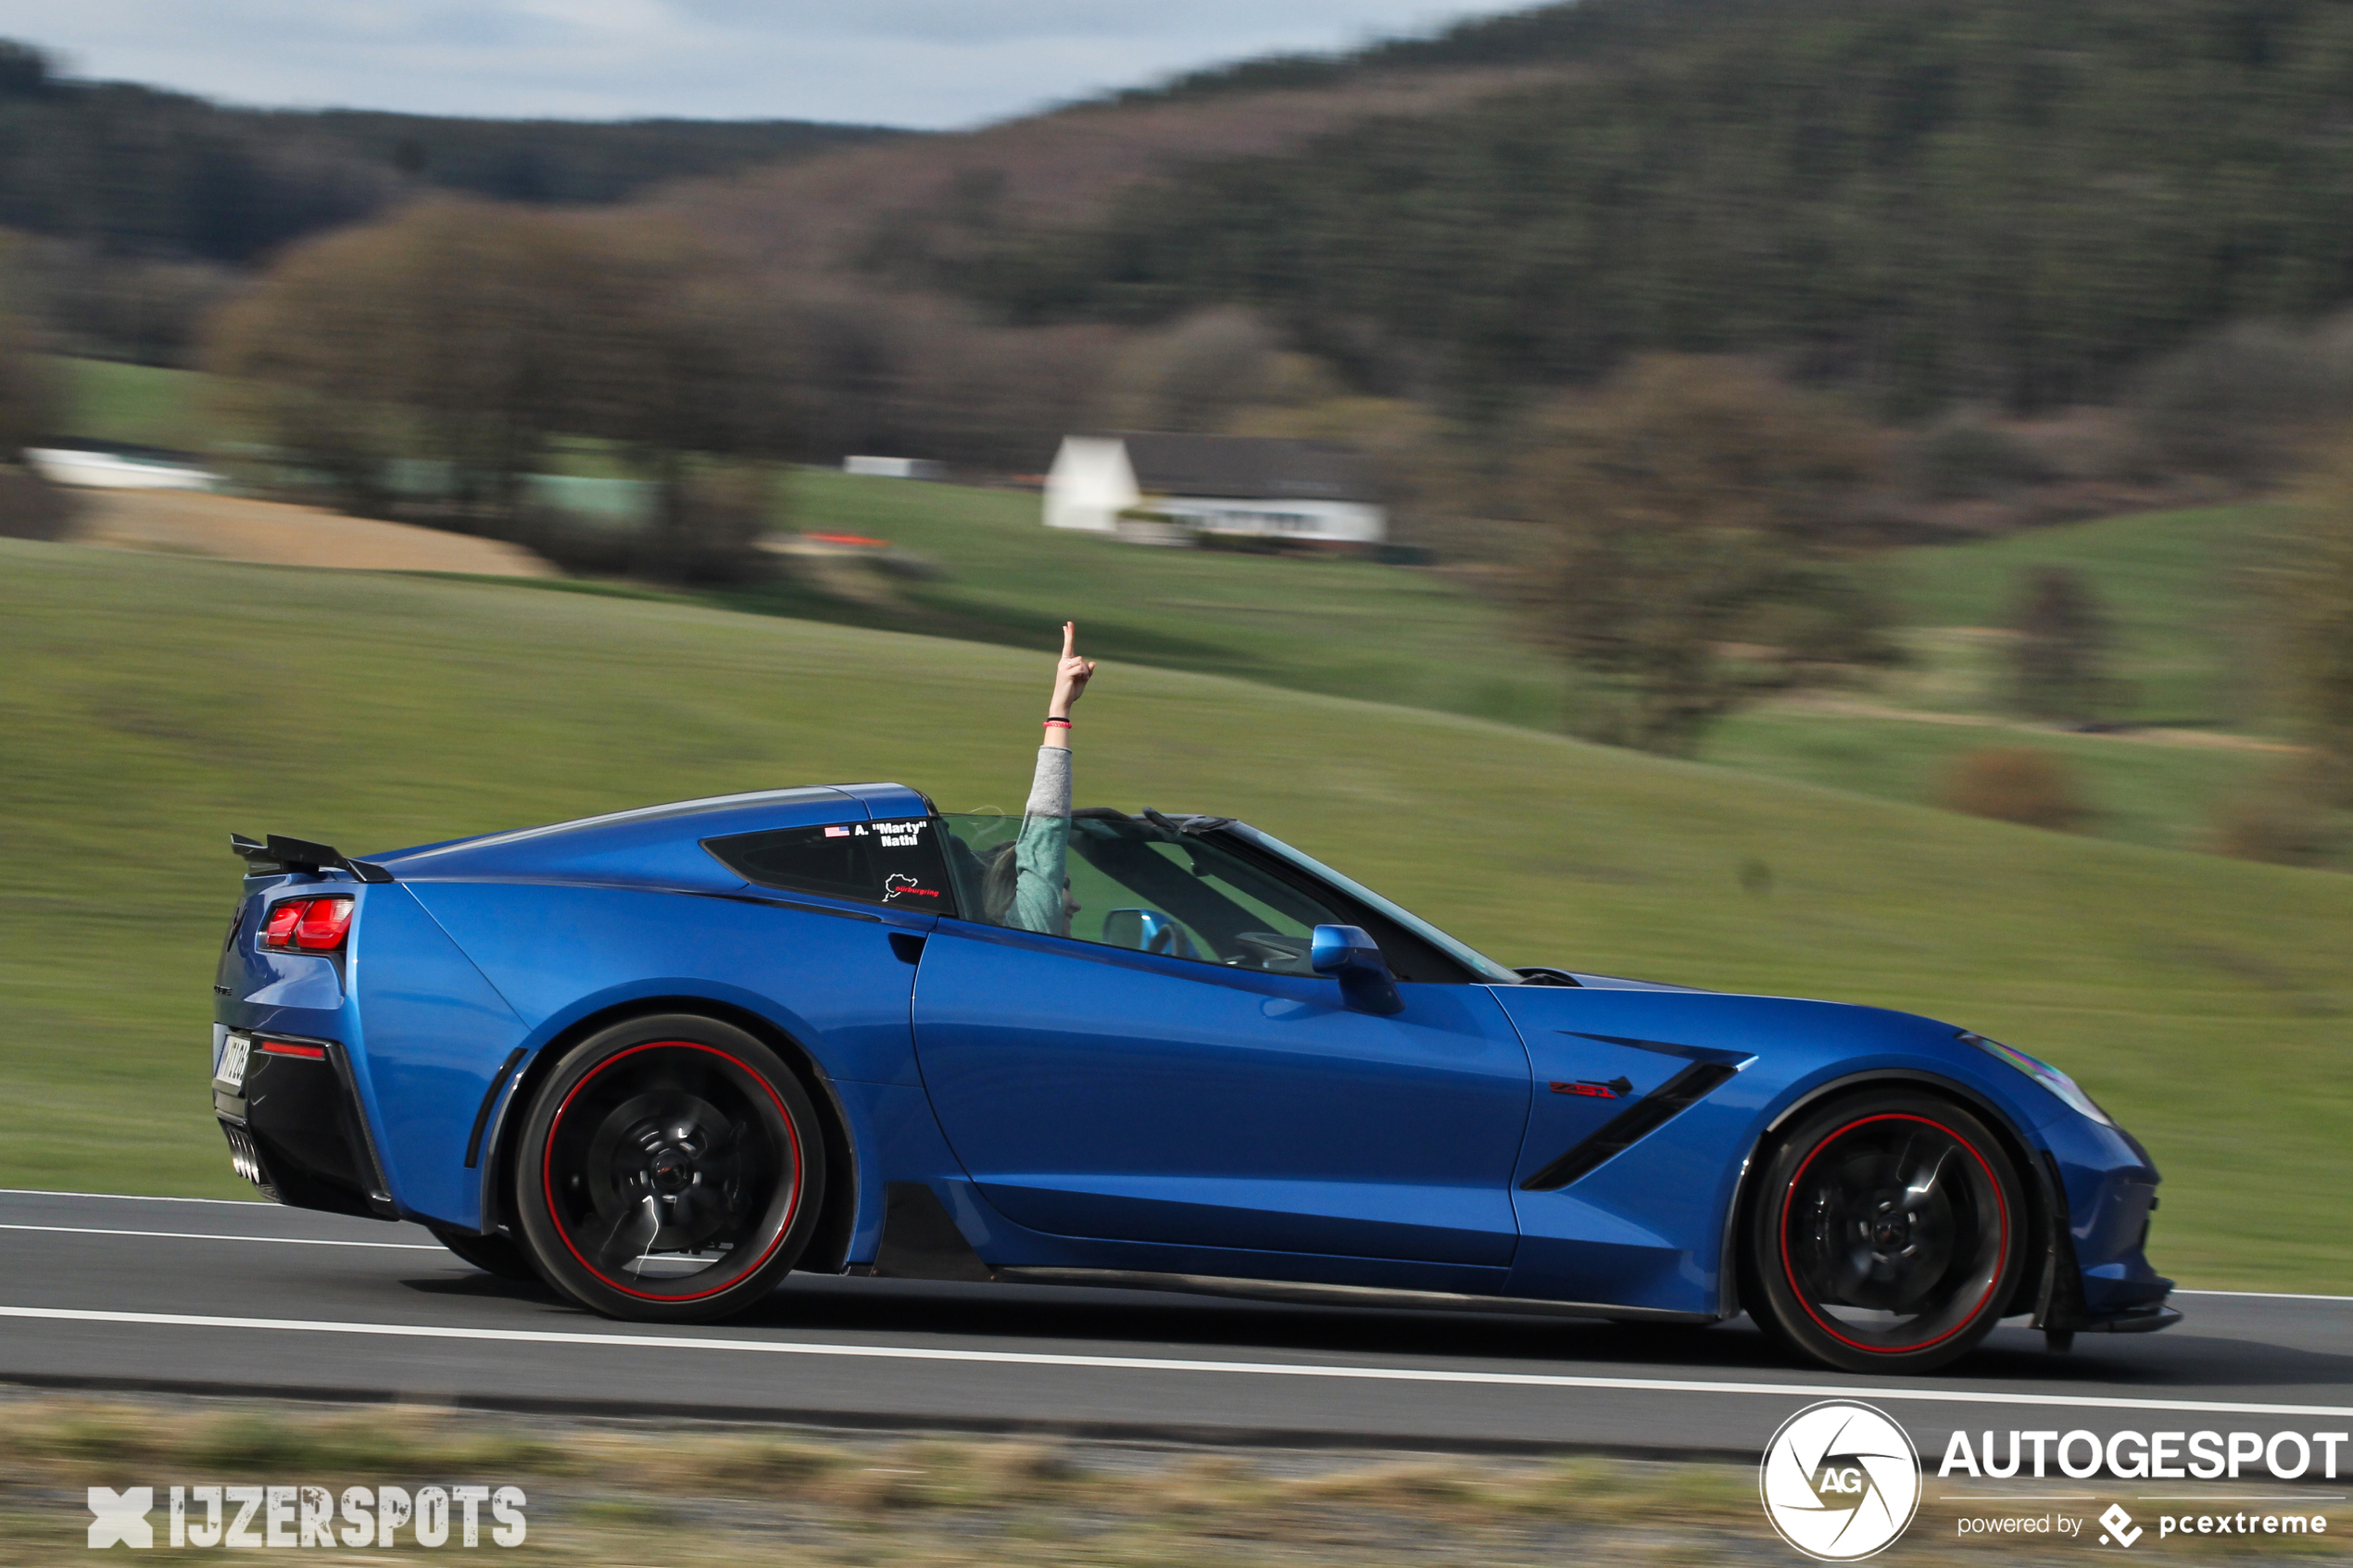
[512,1014,825,1323]
[431,1227,539,1282]
[1747,1090,2026,1374]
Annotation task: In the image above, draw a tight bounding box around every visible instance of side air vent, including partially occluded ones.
[1519,1062,1741,1191]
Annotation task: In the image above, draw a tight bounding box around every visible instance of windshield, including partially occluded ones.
[1221,823,1521,984]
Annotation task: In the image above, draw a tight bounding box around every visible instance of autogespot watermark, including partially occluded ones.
[1758,1406,2347,1557]
[1759,1400,1923,1561]
[85,1484,527,1549]
[1932,1424,2344,1550]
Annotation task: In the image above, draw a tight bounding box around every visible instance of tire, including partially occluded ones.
[1746,1090,2026,1374]
[511,1013,826,1323]
[431,1227,539,1283]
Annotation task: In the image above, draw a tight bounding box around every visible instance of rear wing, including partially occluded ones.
[230,833,396,884]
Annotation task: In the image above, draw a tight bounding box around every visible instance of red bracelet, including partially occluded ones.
[1043,717,1072,728]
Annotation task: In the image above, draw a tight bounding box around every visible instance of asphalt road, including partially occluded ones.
[6,1189,2352,1472]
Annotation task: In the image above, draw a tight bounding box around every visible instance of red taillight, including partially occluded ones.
[262,902,304,947]
[259,1039,328,1060]
[295,897,354,951]
[261,895,354,953]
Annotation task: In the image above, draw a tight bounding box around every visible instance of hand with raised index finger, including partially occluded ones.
[1050,621,1095,720]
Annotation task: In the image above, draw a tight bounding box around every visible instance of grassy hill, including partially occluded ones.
[1705,503,2296,857]
[1892,504,2276,728]
[767,470,1572,726]
[772,476,2296,859]
[33,360,2298,859]
[48,358,213,451]
[4,539,2349,1291]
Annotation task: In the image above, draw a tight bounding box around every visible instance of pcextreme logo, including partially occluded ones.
[1760,1400,1924,1561]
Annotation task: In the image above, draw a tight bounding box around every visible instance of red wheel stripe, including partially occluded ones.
[541,1039,805,1302]
[1777,1111,2009,1355]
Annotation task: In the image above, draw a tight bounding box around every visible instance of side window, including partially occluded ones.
[937,811,1344,973]
[704,819,954,912]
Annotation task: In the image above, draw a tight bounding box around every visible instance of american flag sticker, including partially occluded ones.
[824,825,852,837]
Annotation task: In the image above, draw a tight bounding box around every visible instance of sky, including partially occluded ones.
[0,2,1537,130]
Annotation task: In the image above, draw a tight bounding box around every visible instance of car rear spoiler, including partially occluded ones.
[231,833,396,884]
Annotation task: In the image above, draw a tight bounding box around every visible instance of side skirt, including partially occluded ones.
[843,1183,1711,1324]
[994,1267,1714,1324]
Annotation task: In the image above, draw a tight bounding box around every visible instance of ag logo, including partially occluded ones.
[1758,1400,1921,1561]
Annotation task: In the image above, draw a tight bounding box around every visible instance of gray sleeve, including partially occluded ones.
[1023,744,1071,820]
[1009,745,1072,935]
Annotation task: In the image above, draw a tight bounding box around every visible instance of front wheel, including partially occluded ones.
[1747,1091,2026,1374]
[512,1014,825,1323]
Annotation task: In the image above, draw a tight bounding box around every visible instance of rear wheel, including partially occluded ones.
[512,1014,825,1323]
[1747,1091,2026,1374]
[431,1227,537,1282]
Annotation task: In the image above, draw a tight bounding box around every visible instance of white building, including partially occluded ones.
[26,448,220,492]
[1043,433,1385,546]
[843,456,946,480]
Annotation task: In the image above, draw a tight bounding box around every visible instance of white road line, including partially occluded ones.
[5,1195,2348,1303]
[8,1306,2353,1421]
[0,1189,270,1205]
[0,1224,442,1251]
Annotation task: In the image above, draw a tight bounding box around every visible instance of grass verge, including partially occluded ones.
[9,1393,2337,1566]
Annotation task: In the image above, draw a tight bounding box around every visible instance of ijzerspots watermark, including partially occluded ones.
[86,1484,526,1549]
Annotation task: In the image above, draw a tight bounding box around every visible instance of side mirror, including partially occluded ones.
[1310,924,1403,1015]
[1103,908,1196,959]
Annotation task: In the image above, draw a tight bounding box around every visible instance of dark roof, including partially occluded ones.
[1098,433,1378,503]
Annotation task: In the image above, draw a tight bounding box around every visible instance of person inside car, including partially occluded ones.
[981,621,1093,934]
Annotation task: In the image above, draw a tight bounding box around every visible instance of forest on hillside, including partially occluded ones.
[965,0,2353,417]
[0,39,904,361]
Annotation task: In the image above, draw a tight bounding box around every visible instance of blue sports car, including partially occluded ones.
[210,784,2177,1373]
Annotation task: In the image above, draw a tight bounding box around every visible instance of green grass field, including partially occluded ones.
[1882,503,2268,723]
[1692,502,2300,859]
[1702,709,2284,856]
[782,477,2297,857]
[4,540,2349,1289]
[48,357,214,451]
[1884,503,2281,727]
[774,470,1573,728]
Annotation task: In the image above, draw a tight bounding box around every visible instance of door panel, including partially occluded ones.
[912,922,1530,1267]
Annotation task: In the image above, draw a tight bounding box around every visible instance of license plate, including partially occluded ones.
[218,1035,252,1092]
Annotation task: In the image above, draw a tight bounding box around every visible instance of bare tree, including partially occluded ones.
[1516,355,1894,754]
[0,307,57,458]
[2254,448,2353,807]
[207,200,798,578]
[2010,568,2117,727]
[206,198,586,520]
[1105,307,1279,432]
[0,307,73,540]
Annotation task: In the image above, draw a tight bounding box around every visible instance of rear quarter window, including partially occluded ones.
[704,818,955,913]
